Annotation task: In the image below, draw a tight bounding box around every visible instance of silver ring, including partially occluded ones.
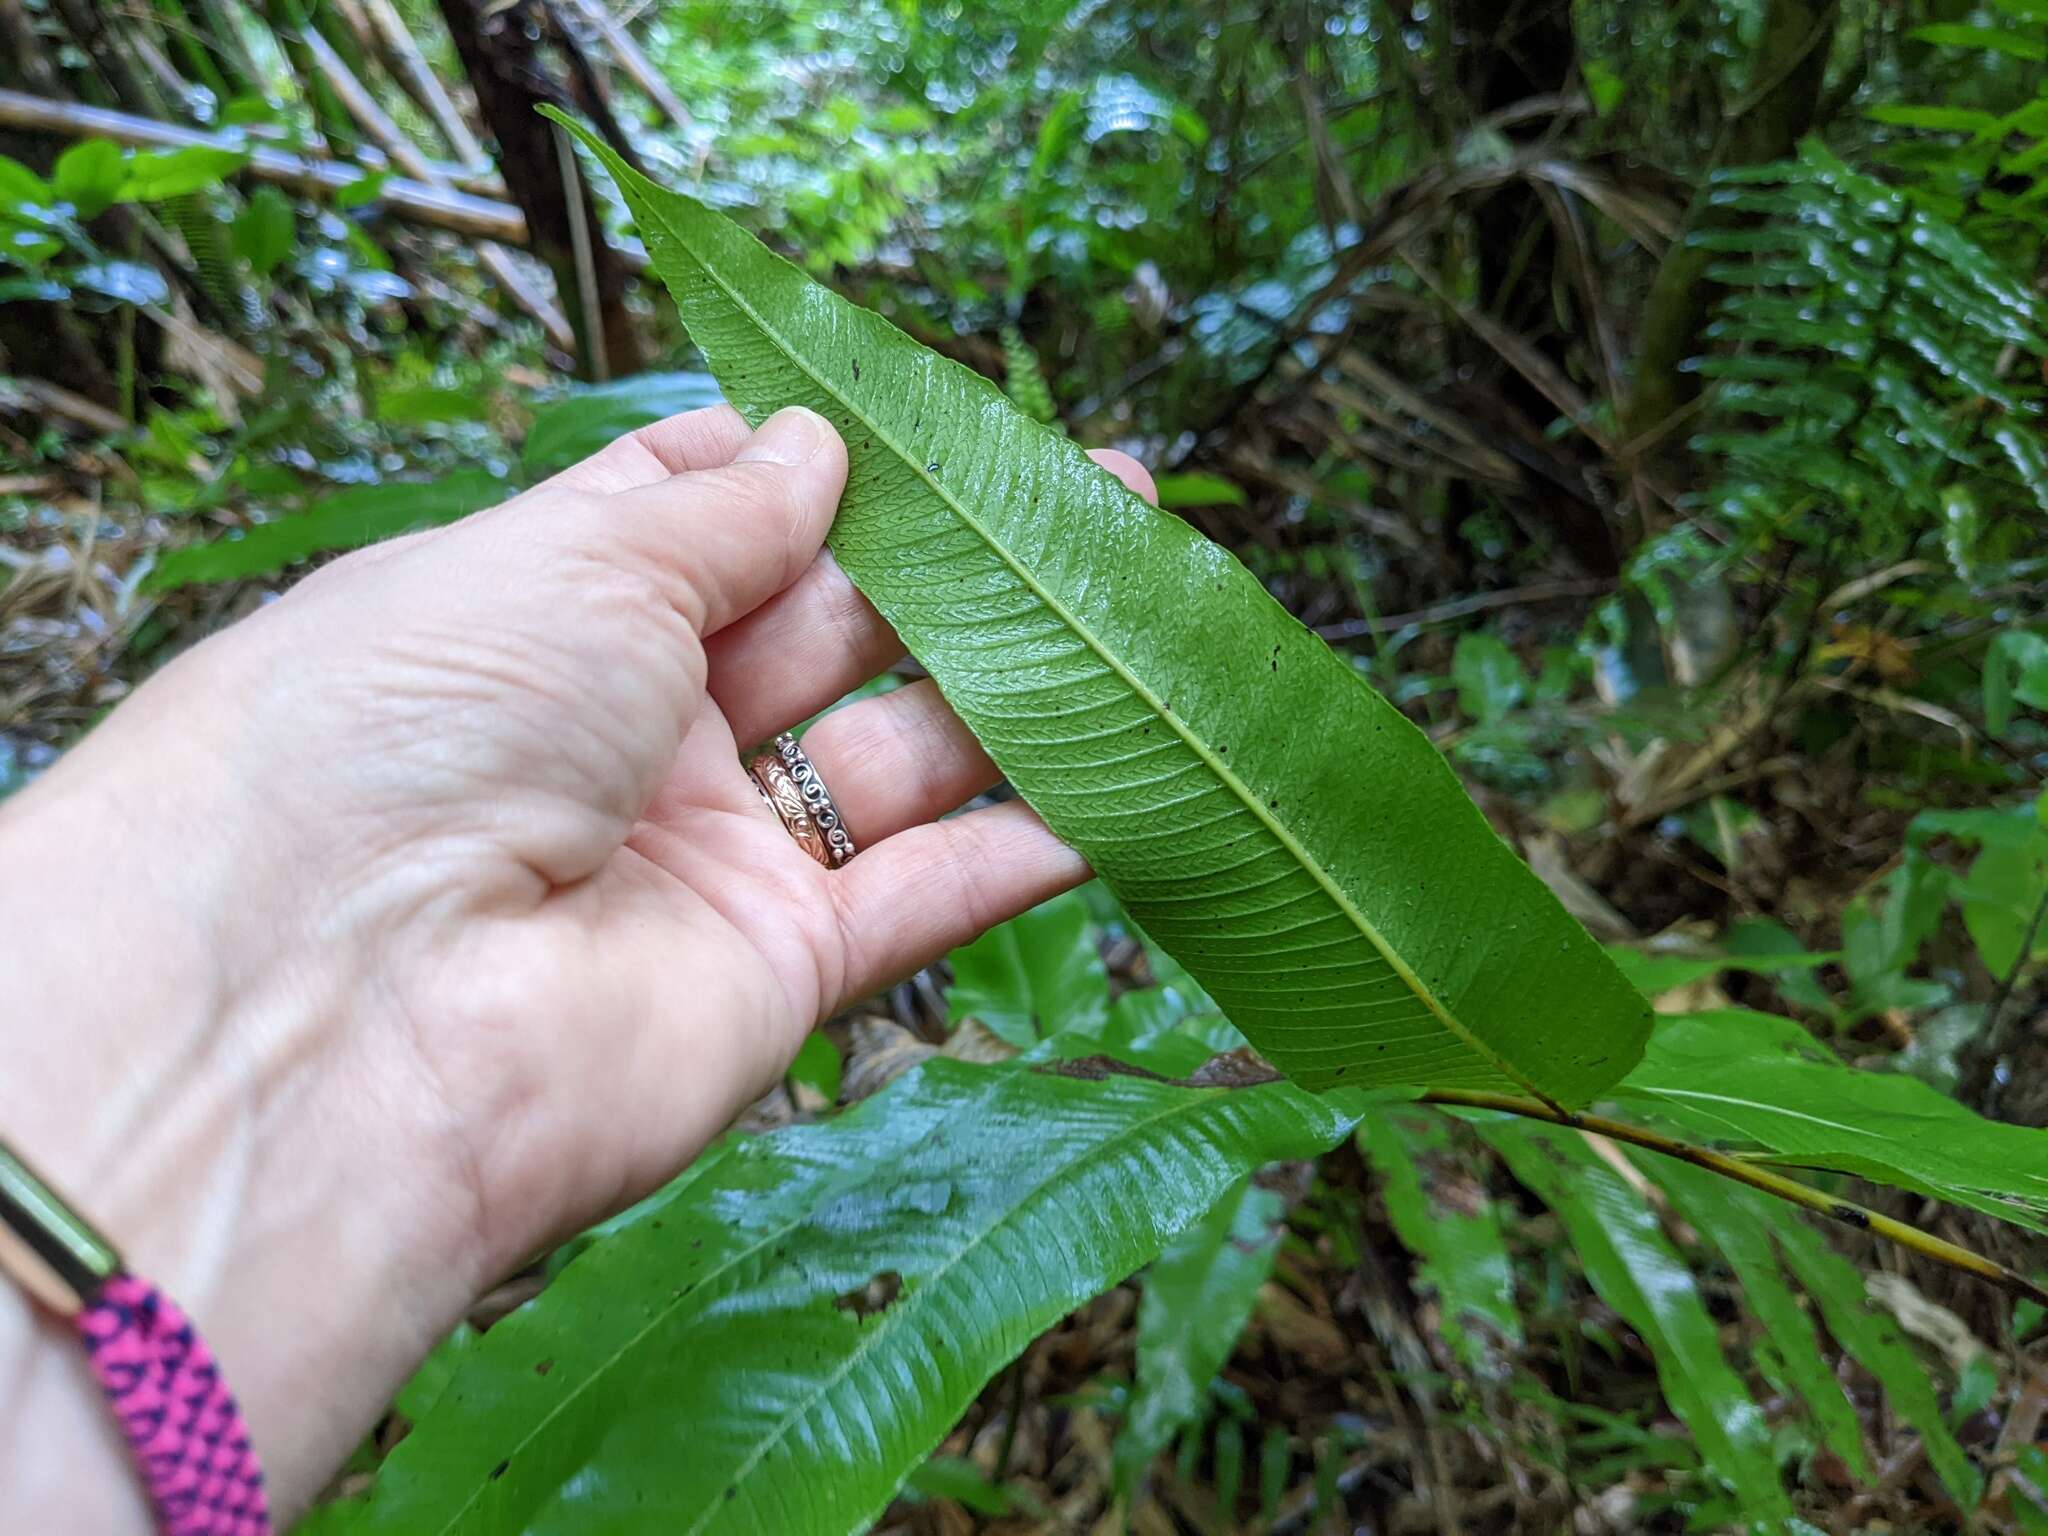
[774,731,857,867]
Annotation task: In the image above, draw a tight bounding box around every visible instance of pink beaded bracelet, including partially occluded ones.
[0,1141,271,1536]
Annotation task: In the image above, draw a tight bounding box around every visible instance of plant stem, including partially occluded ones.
[1418,1088,2048,1309]
[1965,881,2048,1114]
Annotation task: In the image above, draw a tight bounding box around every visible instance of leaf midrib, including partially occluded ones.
[681,1081,1299,1536]
[417,1166,834,1535]
[631,172,1543,1100]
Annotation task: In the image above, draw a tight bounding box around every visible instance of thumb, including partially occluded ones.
[609,406,849,635]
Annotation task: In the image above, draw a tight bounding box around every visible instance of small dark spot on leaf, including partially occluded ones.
[491,1461,510,1481]
[852,359,861,381]
[534,1359,554,1377]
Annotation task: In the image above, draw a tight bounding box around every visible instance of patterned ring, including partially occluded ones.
[749,753,832,868]
[773,731,858,867]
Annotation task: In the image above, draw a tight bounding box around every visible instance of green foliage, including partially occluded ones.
[1695,140,2048,570]
[329,1054,1370,1535]
[997,323,1056,424]
[520,372,725,478]
[1820,795,2048,1033]
[1459,1110,1981,1515]
[1616,1008,2048,1231]
[14,11,2048,1533]
[548,110,1653,1103]
[1112,1177,1284,1500]
[230,185,299,278]
[945,888,1106,1046]
[1357,1107,1519,1374]
[310,867,2046,1533]
[148,470,507,588]
[0,142,252,309]
[1985,630,2048,735]
[1479,1120,1791,1523]
[786,1032,843,1102]
[1150,472,1248,510]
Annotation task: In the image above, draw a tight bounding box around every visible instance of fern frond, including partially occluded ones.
[1000,322,1058,424]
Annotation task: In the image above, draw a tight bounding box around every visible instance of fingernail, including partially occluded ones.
[736,407,825,466]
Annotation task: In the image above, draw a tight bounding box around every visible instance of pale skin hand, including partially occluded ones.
[0,404,1156,1527]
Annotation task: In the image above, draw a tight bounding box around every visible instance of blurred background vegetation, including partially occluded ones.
[3,0,2047,1530]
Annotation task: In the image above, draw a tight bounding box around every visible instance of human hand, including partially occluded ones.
[0,404,1155,1525]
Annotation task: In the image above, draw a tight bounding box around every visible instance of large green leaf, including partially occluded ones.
[1477,1120,1791,1523]
[546,110,1649,1103]
[946,888,1108,1046]
[1357,1106,1520,1373]
[334,1058,1371,1536]
[1613,1010,2048,1232]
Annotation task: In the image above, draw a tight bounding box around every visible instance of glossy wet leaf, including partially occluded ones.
[1477,1120,1789,1520]
[1113,1177,1285,1499]
[946,888,1108,1046]
[1357,1106,1519,1373]
[548,110,1650,1102]
[1614,1010,2048,1232]
[335,1057,1371,1536]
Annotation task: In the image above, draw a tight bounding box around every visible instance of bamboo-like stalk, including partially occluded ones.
[569,0,691,133]
[299,27,574,348]
[1419,1087,2048,1309]
[0,87,534,243]
[355,0,496,179]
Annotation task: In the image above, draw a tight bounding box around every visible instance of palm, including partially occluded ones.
[324,406,1150,1251]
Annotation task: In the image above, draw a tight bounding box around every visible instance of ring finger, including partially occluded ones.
[777,678,999,848]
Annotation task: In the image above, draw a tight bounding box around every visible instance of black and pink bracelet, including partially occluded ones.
[0,1141,271,1536]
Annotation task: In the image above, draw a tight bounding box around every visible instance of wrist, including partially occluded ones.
[0,737,488,1521]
